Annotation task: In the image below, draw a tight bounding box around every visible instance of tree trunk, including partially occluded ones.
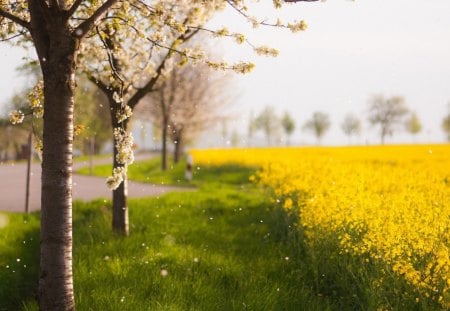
[161,117,168,171]
[109,102,129,236]
[38,28,77,310]
[173,131,182,164]
[112,138,129,235]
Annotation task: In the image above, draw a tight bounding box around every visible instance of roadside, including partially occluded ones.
[0,152,190,213]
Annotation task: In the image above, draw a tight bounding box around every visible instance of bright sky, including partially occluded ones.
[1,0,450,146]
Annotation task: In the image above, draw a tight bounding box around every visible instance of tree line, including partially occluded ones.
[247,96,450,146]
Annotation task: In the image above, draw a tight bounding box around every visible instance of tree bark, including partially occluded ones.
[109,101,129,236]
[37,26,78,310]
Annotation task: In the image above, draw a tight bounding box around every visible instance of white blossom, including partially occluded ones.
[9,110,24,124]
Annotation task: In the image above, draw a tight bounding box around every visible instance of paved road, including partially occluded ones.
[0,153,191,213]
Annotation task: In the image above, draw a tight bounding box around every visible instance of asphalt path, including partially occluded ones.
[0,152,191,213]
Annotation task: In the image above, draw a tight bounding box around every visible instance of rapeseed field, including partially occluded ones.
[191,145,450,308]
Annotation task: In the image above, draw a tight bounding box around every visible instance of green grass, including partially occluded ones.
[73,153,111,163]
[77,155,258,188]
[0,162,333,310]
[0,213,40,310]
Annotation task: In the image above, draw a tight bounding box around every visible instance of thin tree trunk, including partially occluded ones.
[25,131,32,214]
[38,29,77,310]
[110,102,129,236]
[161,117,168,171]
[173,131,182,164]
[112,137,129,235]
[89,136,95,176]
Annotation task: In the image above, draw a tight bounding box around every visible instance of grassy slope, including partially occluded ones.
[0,158,332,310]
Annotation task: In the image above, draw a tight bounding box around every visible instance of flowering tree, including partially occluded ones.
[140,62,232,168]
[79,3,230,235]
[79,1,310,236]
[0,0,317,308]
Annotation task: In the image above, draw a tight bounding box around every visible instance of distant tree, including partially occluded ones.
[368,95,409,144]
[303,111,330,144]
[73,81,112,155]
[404,112,422,141]
[142,63,231,167]
[247,112,257,147]
[281,111,296,145]
[442,105,450,142]
[341,113,362,144]
[0,119,28,161]
[231,129,240,147]
[255,106,281,145]
[7,66,111,156]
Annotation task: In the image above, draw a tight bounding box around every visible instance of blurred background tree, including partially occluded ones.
[368,95,409,144]
[442,103,450,142]
[138,63,233,169]
[0,118,28,161]
[1,64,112,159]
[247,111,257,147]
[73,80,112,155]
[281,111,296,146]
[303,111,330,145]
[254,106,281,146]
[404,111,422,142]
[341,113,362,145]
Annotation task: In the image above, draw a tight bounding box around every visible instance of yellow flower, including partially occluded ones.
[191,145,450,307]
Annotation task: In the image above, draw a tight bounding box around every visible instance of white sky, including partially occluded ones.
[1,0,450,146]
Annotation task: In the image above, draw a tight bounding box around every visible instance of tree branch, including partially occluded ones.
[66,0,83,18]
[127,24,197,110]
[0,30,27,42]
[0,8,30,30]
[127,52,170,110]
[72,0,118,38]
[87,74,110,95]
[227,0,316,29]
[95,26,125,85]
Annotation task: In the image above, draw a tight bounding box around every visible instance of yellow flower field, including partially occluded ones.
[191,145,450,307]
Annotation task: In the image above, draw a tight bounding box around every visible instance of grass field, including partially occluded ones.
[1,158,332,310]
